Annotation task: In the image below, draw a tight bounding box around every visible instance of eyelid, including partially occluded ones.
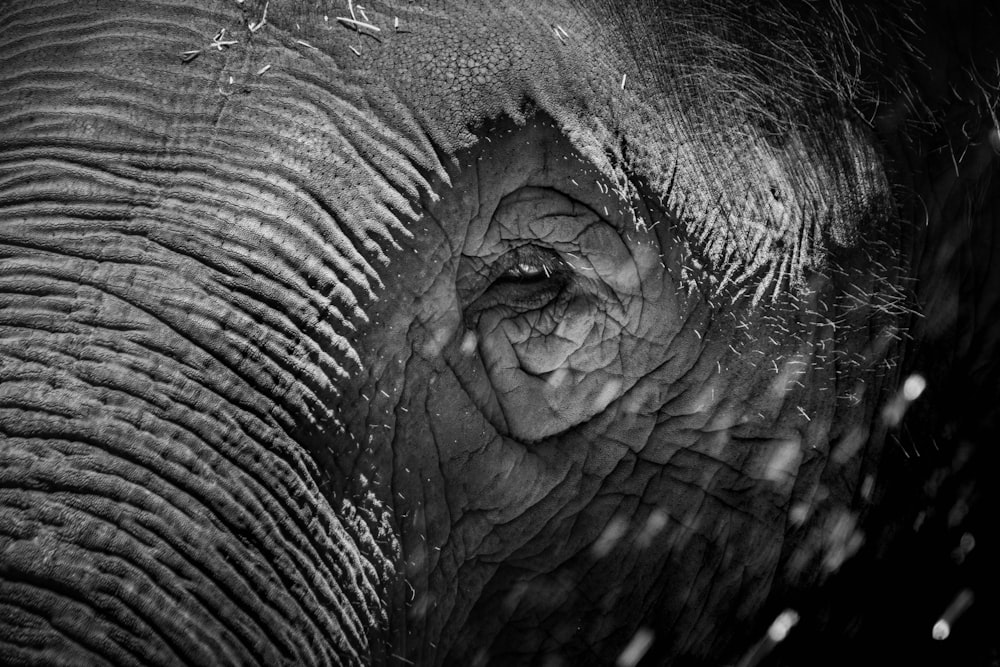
[505,262,549,277]
[457,185,641,310]
[489,245,566,281]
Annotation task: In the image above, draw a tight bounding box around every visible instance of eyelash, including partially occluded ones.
[489,246,565,281]
[459,246,572,324]
[497,258,558,281]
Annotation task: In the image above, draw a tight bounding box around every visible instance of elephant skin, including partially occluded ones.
[1,1,998,665]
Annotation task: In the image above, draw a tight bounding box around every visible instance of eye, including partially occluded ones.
[500,261,551,281]
[465,245,571,319]
[456,185,633,328]
[494,253,560,284]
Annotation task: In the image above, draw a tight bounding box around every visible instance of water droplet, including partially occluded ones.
[831,427,868,465]
[935,588,974,636]
[789,503,810,526]
[460,330,478,356]
[860,474,875,501]
[766,609,800,643]
[764,439,800,485]
[591,516,627,559]
[902,373,926,401]
[932,619,950,641]
[637,509,668,547]
[546,367,571,388]
[616,627,654,667]
[988,126,1000,154]
[593,378,623,410]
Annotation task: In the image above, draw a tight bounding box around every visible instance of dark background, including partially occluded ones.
[767,1,999,664]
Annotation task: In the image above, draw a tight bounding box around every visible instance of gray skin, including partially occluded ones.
[0,0,997,665]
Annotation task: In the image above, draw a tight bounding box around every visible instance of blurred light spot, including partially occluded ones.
[766,609,800,643]
[881,396,905,427]
[951,441,975,472]
[789,503,810,526]
[621,392,644,415]
[460,330,478,356]
[409,592,432,620]
[593,378,623,410]
[420,323,452,358]
[989,126,1000,154]
[592,515,628,559]
[637,509,668,548]
[948,498,970,528]
[822,510,864,573]
[860,474,875,501]
[547,367,571,388]
[737,608,802,667]
[935,589,975,640]
[882,373,927,427]
[952,531,977,564]
[502,582,528,613]
[616,627,654,667]
[692,380,720,413]
[763,439,801,487]
[472,648,490,667]
[831,427,867,465]
[902,373,926,401]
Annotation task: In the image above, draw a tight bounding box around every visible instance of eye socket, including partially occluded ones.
[465,245,570,319]
[498,261,552,281]
[457,185,636,327]
[492,249,563,284]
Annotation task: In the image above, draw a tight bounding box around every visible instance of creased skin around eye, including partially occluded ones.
[464,246,570,322]
[503,262,549,280]
[437,123,683,445]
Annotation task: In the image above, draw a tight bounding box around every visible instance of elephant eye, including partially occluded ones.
[468,245,570,316]
[495,256,558,283]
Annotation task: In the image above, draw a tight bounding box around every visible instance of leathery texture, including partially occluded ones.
[0,0,432,663]
[346,113,900,664]
[1,0,991,665]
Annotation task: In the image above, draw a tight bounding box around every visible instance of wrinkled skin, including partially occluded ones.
[1,1,997,665]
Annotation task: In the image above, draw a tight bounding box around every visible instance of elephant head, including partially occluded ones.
[1,1,997,665]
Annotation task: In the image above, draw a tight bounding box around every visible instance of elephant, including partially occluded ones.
[1,0,997,664]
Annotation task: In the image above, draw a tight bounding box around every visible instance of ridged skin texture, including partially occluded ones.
[0,1,414,664]
[1,1,997,666]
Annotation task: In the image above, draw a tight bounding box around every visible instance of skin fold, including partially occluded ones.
[0,1,997,665]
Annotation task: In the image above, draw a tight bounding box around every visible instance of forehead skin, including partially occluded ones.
[0,1,904,432]
[5,0,895,304]
[286,0,895,299]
